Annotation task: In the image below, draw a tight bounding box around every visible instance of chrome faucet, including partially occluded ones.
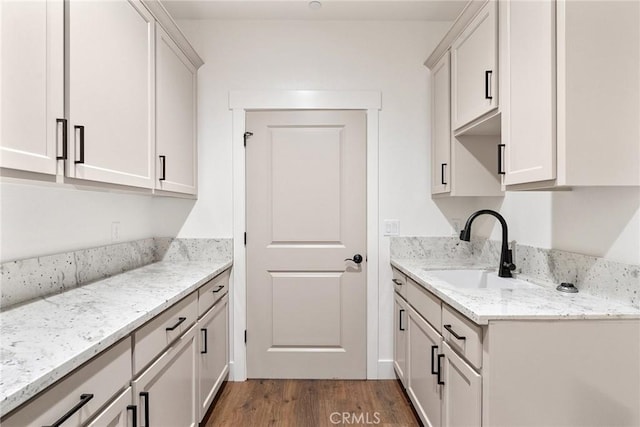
[459,209,517,278]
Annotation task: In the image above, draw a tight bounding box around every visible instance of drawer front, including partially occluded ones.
[2,339,132,427]
[198,269,230,318]
[442,304,483,369]
[392,268,407,299]
[407,277,442,332]
[133,292,198,374]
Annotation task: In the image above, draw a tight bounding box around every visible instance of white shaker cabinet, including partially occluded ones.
[132,325,199,427]
[441,342,481,427]
[393,293,408,387]
[155,24,197,195]
[501,0,640,188]
[0,0,64,175]
[86,388,136,427]
[66,0,155,189]
[430,52,451,195]
[451,0,498,130]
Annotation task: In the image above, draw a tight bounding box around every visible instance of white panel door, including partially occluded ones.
[132,326,198,427]
[197,295,228,421]
[441,342,481,427]
[86,388,136,427]
[431,51,451,195]
[451,1,498,129]
[394,293,408,387]
[408,306,443,427]
[246,110,367,379]
[502,0,556,185]
[67,0,154,188]
[155,24,197,195]
[0,0,63,174]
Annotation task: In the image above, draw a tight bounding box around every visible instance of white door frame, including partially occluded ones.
[229,90,381,381]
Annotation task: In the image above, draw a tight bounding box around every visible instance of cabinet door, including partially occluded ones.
[132,326,198,427]
[66,0,154,188]
[198,294,229,421]
[0,0,64,174]
[86,388,136,427]
[393,294,408,387]
[501,0,556,185]
[431,52,451,195]
[441,342,481,427]
[156,24,197,195]
[407,306,442,427]
[451,1,498,129]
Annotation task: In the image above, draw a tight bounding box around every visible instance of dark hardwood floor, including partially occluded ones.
[203,379,421,427]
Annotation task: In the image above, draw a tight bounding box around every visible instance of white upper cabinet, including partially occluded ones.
[0,0,64,175]
[451,0,498,130]
[155,24,197,195]
[66,0,155,188]
[431,52,451,195]
[501,0,640,188]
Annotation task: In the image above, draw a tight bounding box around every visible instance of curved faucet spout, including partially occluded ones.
[459,209,516,278]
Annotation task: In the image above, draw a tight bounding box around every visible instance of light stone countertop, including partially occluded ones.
[391,258,640,325]
[0,260,232,416]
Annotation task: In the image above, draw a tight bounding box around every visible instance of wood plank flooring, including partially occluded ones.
[203,380,420,427]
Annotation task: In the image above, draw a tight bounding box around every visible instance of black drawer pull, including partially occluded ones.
[159,155,166,181]
[127,405,138,427]
[485,70,493,99]
[437,354,445,385]
[201,328,208,354]
[44,393,93,427]
[444,324,466,340]
[392,279,403,286]
[431,345,439,375]
[399,309,405,331]
[74,125,85,164]
[140,392,150,427]
[212,285,224,293]
[441,163,447,185]
[498,144,505,175]
[56,118,67,160]
[166,317,186,331]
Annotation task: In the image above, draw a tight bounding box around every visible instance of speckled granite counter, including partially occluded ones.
[0,260,232,416]
[392,258,640,325]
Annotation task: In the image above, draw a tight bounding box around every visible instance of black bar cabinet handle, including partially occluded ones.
[56,118,67,160]
[431,345,439,375]
[444,324,466,340]
[159,155,166,181]
[212,285,224,293]
[44,393,93,427]
[392,279,403,286]
[437,354,445,385]
[399,309,405,331]
[140,392,150,427]
[441,163,447,185]
[498,144,505,175]
[165,317,186,331]
[74,125,84,164]
[127,405,138,427]
[485,70,493,99]
[201,328,208,354]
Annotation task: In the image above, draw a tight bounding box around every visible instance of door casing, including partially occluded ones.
[229,90,381,381]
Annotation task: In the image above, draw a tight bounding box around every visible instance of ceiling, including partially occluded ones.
[162,0,467,21]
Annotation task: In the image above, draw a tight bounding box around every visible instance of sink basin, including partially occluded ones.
[425,269,538,290]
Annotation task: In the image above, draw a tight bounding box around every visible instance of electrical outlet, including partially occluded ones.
[452,218,462,236]
[384,219,400,236]
[111,222,120,242]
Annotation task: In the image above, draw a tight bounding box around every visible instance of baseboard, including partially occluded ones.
[376,359,396,379]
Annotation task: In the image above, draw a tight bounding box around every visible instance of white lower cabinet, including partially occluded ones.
[86,387,136,427]
[132,325,199,427]
[197,294,229,421]
[441,342,481,427]
[407,306,442,427]
[393,294,408,387]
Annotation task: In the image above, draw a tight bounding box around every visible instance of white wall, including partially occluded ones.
[175,19,456,377]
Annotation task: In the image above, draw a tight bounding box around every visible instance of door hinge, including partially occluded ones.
[244,232,247,246]
[243,131,253,147]
[244,330,247,343]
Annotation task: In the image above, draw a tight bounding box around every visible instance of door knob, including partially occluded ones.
[345,254,363,264]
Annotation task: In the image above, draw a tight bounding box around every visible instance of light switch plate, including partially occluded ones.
[384,219,400,236]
